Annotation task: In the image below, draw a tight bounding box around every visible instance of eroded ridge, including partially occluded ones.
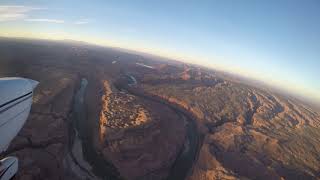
[137,64,320,180]
[98,80,186,180]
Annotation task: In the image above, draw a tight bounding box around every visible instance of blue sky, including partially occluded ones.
[0,0,319,103]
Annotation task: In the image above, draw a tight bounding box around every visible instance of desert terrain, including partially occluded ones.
[0,38,320,180]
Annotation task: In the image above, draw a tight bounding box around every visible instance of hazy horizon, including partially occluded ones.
[0,0,319,103]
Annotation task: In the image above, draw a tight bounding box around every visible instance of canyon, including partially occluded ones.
[1,38,320,180]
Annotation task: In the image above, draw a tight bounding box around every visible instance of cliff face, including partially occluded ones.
[98,80,186,180]
[1,39,320,180]
[140,66,320,180]
[99,80,112,143]
[0,39,124,180]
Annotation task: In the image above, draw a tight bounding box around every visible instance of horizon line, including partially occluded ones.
[1,35,319,107]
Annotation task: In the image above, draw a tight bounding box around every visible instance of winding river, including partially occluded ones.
[71,77,202,180]
[116,76,202,180]
[71,78,122,179]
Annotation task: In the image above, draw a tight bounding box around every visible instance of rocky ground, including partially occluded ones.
[98,80,186,180]
[138,64,320,180]
[1,38,320,180]
[0,38,102,179]
[0,63,78,179]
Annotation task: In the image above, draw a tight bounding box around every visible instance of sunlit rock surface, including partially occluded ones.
[1,38,320,180]
[98,80,186,179]
[139,65,320,180]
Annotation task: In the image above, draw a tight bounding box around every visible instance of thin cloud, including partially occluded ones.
[25,18,64,23]
[74,19,90,25]
[0,5,44,22]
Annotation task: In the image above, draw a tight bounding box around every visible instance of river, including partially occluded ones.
[71,77,201,180]
[70,78,122,180]
[116,76,202,180]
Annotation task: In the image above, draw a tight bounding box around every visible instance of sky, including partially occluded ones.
[0,0,319,103]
